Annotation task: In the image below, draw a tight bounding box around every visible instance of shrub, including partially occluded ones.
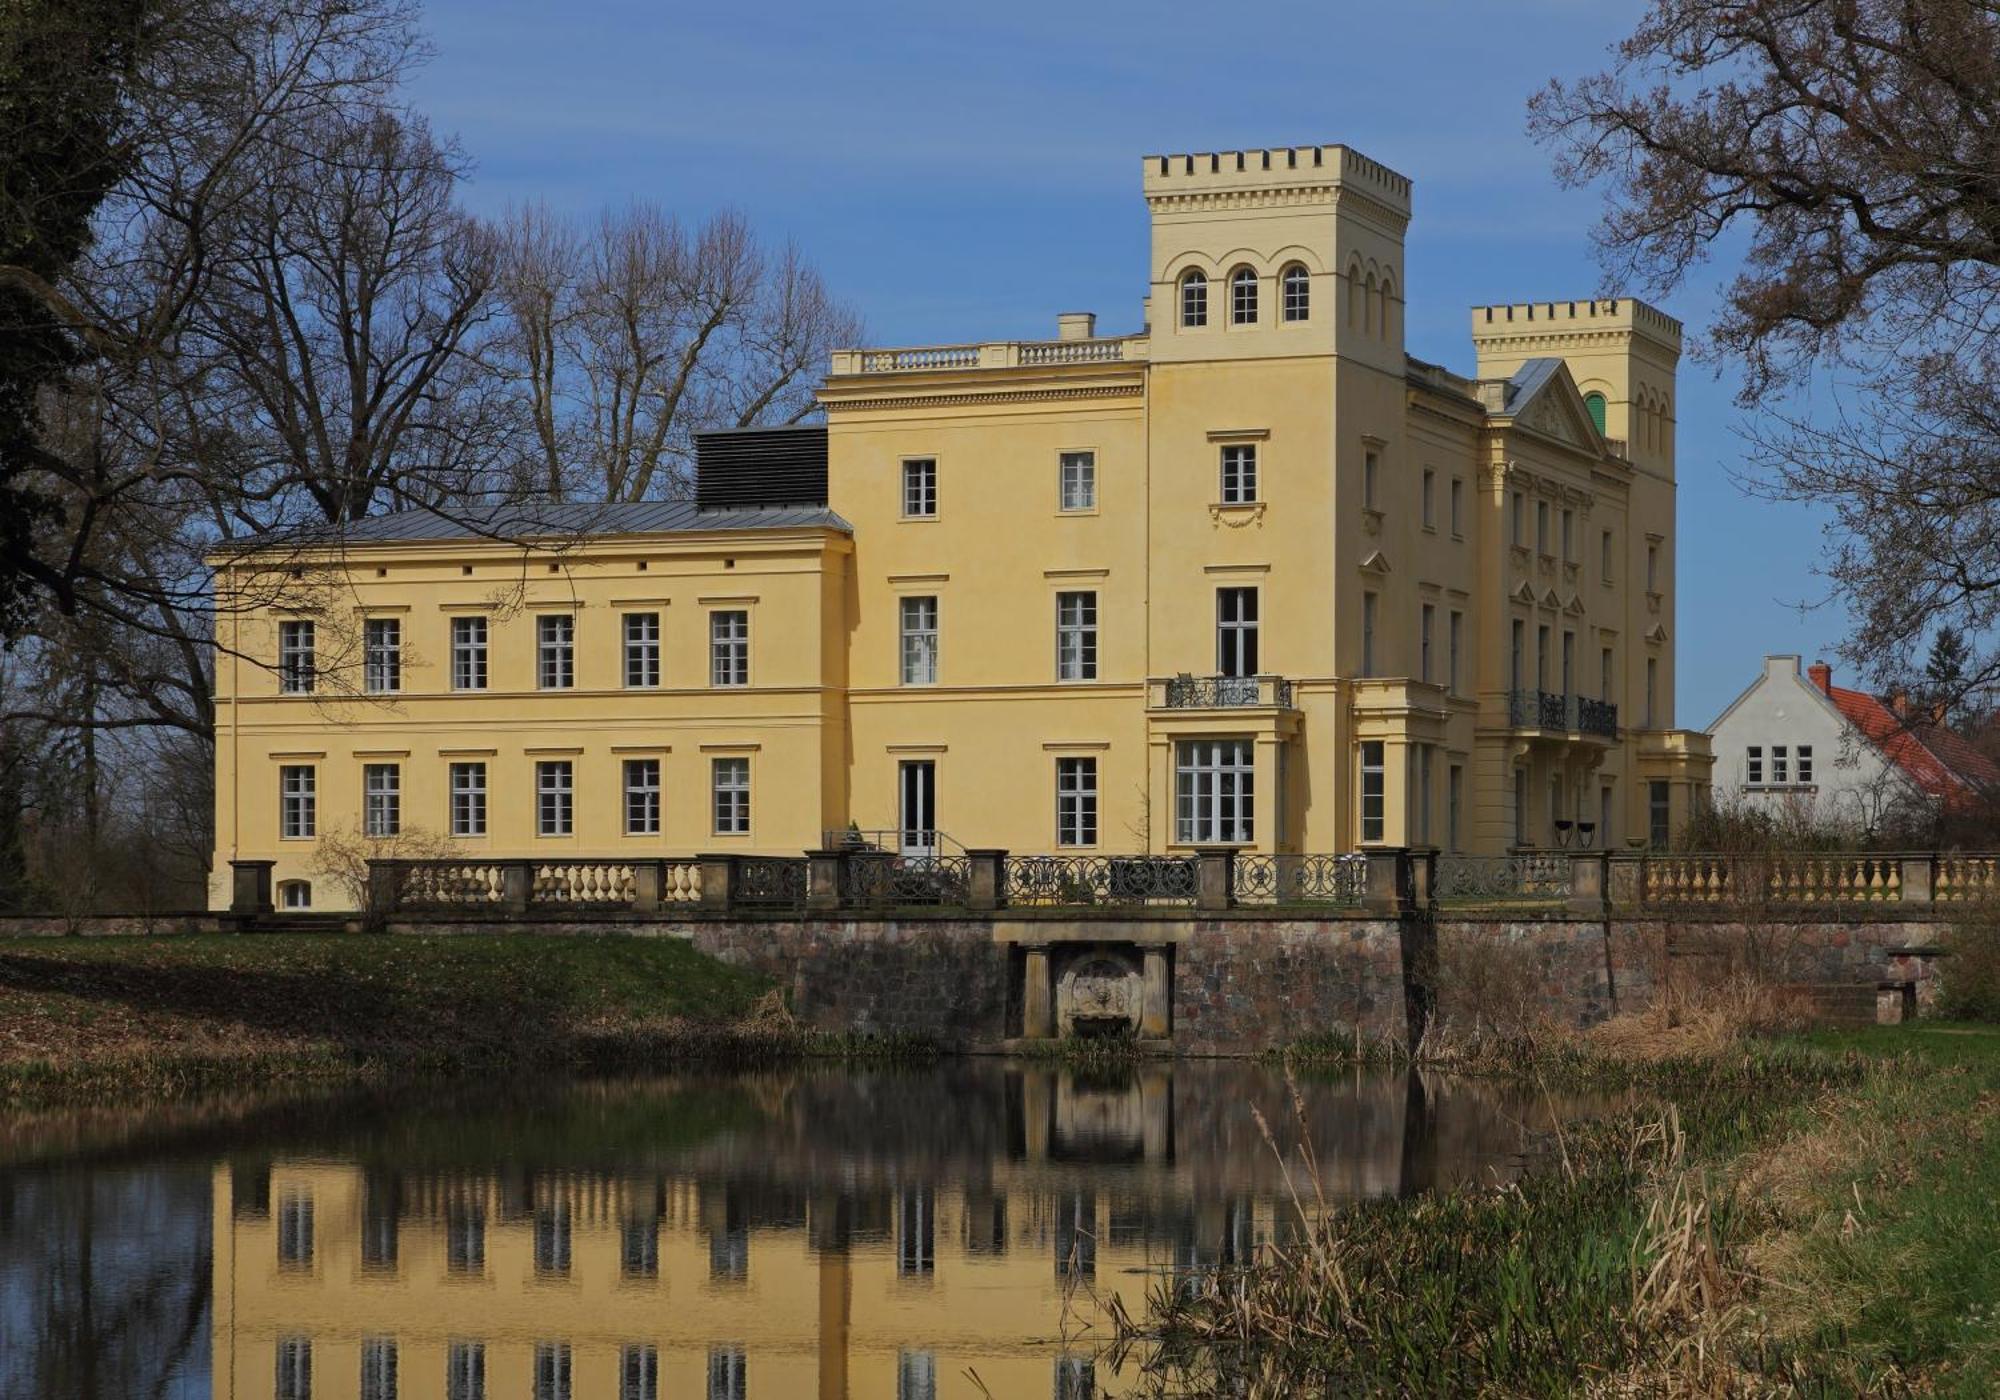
[1939,911,2000,1023]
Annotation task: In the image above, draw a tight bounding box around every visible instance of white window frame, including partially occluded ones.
[279,880,313,910]
[623,612,660,689]
[1797,745,1814,784]
[900,595,939,686]
[363,617,401,694]
[712,757,751,835]
[1055,591,1096,682]
[447,1343,485,1400]
[710,610,749,687]
[537,614,574,690]
[363,763,401,837]
[1359,741,1385,843]
[1219,443,1258,504]
[449,761,487,837]
[1055,756,1098,847]
[280,765,316,839]
[276,1338,312,1400]
[533,1342,572,1400]
[536,760,573,837]
[1058,451,1096,512]
[624,758,661,836]
[362,1339,398,1400]
[1229,266,1258,325]
[1216,587,1259,677]
[451,615,488,691]
[1771,744,1789,785]
[1175,739,1254,845]
[901,457,937,518]
[620,1344,660,1400]
[1281,264,1309,322]
[1180,270,1207,327]
[278,620,315,694]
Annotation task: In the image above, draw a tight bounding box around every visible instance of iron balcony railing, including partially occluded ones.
[1506,689,1618,738]
[1157,674,1296,710]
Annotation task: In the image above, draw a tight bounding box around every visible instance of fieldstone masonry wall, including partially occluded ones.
[1171,917,1409,1053]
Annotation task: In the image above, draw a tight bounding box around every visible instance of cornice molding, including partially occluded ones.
[821,383,1144,414]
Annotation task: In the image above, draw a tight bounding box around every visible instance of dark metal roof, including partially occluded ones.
[695,424,828,510]
[223,499,850,552]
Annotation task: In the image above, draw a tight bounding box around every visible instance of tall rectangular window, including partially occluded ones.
[1510,491,1525,547]
[280,765,316,839]
[1419,603,1434,684]
[1645,657,1659,726]
[537,615,574,690]
[712,757,750,835]
[1361,592,1378,677]
[1448,610,1462,694]
[534,1198,572,1275]
[1514,770,1529,847]
[1649,780,1671,848]
[900,595,939,685]
[1747,744,1764,784]
[1359,741,1385,843]
[902,458,937,517]
[1647,543,1660,591]
[1601,529,1615,582]
[1536,624,1550,691]
[710,610,749,687]
[446,1341,485,1400]
[623,612,660,688]
[450,762,486,837]
[363,763,400,838]
[1219,444,1258,503]
[1175,740,1254,844]
[1536,499,1550,554]
[1600,784,1614,846]
[1450,477,1464,536]
[278,620,316,694]
[1059,451,1096,511]
[708,1349,747,1400]
[620,1345,660,1400]
[1216,588,1259,676]
[1561,508,1574,562]
[1562,630,1575,696]
[1601,646,1615,700]
[451,615,487,691]
[1056,757,1098,847]
[1771,744,1789,784]
[624,759,660,835]
[1447,764,1463,852]
[533,1342,572,1400]
[361,1339,397,1400]
[1056,591,1096,682]
[277,1189,314,1266]
[1511,619,1525,691]
[1363,451,1380,510]
[1797,745,1814,783]
[276,1338,312,1400]
[364,618,401,693]
[536,760,573,837]
[1421,468,1435,527]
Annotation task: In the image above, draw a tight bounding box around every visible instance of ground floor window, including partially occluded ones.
[624,759,661,835]
[1447,764,1463,852]
[1055,756,1098,847]
[1648,780,1671,849]
[450,762,487,837]
[278,880,312,910]
[1359,741,1385,843]
[1513,770,1529,848]
[279,765,315,839]
[536,760,574,837]
[1175,740,1254,845]
[363,763,400,837]
[713,758,750,835]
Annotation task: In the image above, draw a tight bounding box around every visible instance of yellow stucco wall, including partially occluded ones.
[209,142,1711,910]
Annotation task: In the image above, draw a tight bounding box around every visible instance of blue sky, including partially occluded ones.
[407,0,1844,726]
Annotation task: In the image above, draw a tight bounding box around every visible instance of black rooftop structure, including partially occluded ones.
[694,424,829,511]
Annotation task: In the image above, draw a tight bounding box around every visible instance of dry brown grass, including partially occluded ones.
[1585,980,1815,1063]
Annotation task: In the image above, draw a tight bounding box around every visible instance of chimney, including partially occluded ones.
[1055,311,1096,341]
[1807,661,1832,695]
[1890,691,1909,718]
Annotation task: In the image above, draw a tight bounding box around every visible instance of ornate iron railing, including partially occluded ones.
[532,862,636,906]
[840,854,972,907]
[1003,855,1198,907]
[1435,853,1572,903]
[397,862,505,908]
[1160,674,1295,709]
[1232,853,1367,906]
[1575,696,1619,737]
[1507,689,1570,730]
[733,856,808,909]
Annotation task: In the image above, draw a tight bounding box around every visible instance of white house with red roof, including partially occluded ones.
[1708,655,2000,831]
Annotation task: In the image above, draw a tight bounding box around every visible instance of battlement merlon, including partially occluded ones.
[1470,298,1683,364]
[1140,144,1413,227]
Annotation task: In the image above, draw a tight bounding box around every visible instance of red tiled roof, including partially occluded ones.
[1824,685,2000,804]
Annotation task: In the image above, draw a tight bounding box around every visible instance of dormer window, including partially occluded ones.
[1180,271,1207,328]
[1230,267,1258,325]
[1281,264,1309,321]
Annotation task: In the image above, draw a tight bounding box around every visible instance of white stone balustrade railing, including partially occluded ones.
[831,336,1147,375]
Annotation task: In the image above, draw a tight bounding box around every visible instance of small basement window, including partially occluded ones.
[278,880,312,910]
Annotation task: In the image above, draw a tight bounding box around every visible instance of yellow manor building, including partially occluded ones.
[210,142,1713,910]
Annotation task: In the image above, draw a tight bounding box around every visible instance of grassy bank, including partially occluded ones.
[1126,1022,2000,1396]
[0,933,925,1105]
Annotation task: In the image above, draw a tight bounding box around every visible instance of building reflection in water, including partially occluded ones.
[177,1061,1589,1399]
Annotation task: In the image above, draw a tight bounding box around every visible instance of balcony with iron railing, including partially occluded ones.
[1506,689,1618,740]
[1150,674,1297,711]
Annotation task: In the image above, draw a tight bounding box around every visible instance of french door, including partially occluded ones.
[899,760,936,858]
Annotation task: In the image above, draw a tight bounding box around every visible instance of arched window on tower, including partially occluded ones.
[1364,272,1379,335]
[1378,273,1396,340]
[1281,264,1309,322]
[1584,392,1607,437]
[1230,267,1258,325]
[1180,270,1207,328]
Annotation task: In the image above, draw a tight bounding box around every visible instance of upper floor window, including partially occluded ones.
[902,458,937,518]
[1420,602,1434,683]
[1281,264,1309,322]
[1450,477,1464,536]
[279,765,316,839]
[1363,450,1379,510]
[1361,592,1379,677]
[1059,451,1096,511]
[1601,529,1615,583]
[710,610,749,687]
[449,761,487,837]
[1056,591,1096,682]
[278,620,315,694]
[624,758,661,836]
[1536,500,1550,555]
[537,615,574,690]
[1798,745,1814,783]
[712,757,751,835]
[1179,270,1207,327]
[623,612,660,689]
[1176,739,1254,845]
[1561,508,1574,562]
[1359,740,1385,843]
[1448,610,1463,693]
[1420,468,1435,528]
[1770,744,1789,785]
[1219,443,1258,504]
[1510,491,1525,548]
[536,760,573,837]
[1647,542,1661,592]
[1216,587,1259,677]
[1230,266,1258,324]
[900,596,939,685]
[1584,391,1608,436]
[451,615,487,691]
[363,618,401,693]
[1055,756,1098,847]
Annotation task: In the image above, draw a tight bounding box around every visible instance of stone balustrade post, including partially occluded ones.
[631,860,663,915]
[966,849,1006,912]
[1362,849,1408,915]
[1022,944,1054,1039]
[1408,847,1438,908]
[229,860,275,917]
[697,854,736,913]
[364,860,402,918]
[1567,851,1610,915]
[806,849,845,912]
[1899,854,1936,906]
[1140,943,1172,1039]
[499,860,533,916]
[1194,846,1238,912]
[1607,853,1643,909]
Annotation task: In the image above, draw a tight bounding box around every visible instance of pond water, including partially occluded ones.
[0,1061,1601,1399]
